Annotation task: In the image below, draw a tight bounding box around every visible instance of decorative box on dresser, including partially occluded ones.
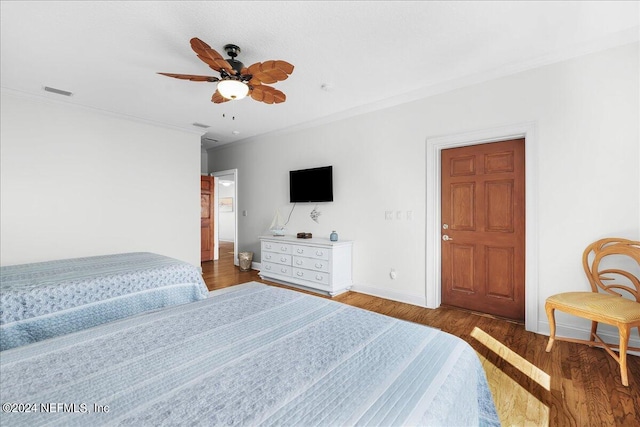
[259,236,353,296]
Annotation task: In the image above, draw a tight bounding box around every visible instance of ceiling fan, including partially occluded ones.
[158,38,294,104]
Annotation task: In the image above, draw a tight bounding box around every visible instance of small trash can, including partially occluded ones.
[238,251,254,272]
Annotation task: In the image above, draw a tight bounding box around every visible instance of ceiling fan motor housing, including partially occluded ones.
[224,44,245,74]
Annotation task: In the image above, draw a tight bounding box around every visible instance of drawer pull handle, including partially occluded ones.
[315,263,323,269]
[297,271,304,277]
[296,260,303,265]
[281,268,288,273]
[265,254,272,260]
[316,251,324,256]
[280,257,287,262]
[281,246,288,252]
[315,275,323,280]
[266,244,272,249]
[265,265,271,270]
[297,249,304,254]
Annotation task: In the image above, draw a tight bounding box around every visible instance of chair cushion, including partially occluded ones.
[547,292,640,323]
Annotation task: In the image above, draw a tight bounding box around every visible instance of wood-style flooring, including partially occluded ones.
[202,242,640,427]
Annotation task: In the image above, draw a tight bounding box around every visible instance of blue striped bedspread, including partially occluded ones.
[0,282,499,426]
[0,252,208,351]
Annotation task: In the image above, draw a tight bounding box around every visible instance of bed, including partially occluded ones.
[0,282,500,426]
[0,252,209,351]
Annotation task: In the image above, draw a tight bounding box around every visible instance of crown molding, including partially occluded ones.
[0,87,203,136]
[212,27,639,150]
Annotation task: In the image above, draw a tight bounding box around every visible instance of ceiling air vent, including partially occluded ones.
[44,86,73,97]
[192,122,211,129]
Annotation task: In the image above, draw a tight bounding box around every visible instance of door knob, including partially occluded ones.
[442,235,453,241]
[442,224,449,229]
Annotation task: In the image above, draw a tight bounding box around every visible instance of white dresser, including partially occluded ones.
[259,236,353,296]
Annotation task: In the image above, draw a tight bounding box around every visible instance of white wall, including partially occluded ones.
[209,43,639,342]
[1,91,201,267]
[201,147,208,174]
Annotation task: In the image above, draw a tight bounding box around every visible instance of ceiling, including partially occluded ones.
[1,2,638,150]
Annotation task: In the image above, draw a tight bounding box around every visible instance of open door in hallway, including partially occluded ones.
[201,175,216,262]
[440,139,525,321]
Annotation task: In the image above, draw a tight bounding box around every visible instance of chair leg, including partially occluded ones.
[619,325,630,387]
[589,321,598,347]
[545,303,556,352]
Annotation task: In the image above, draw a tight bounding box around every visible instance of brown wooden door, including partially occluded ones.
[201,176,215,262]
[441,139,525,321]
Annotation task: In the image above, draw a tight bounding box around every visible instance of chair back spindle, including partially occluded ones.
[582,238,640,301]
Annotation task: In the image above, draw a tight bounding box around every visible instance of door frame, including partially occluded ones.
[425,122,539,332]
[211,168,239,266]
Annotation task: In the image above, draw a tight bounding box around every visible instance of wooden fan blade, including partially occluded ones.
[246,62,264,86]
[190,38,235,74]
[259,60,279,84]
[250,85,265,102]
[274,60,294,75]
[250,85,286,104]
[157,72,219,82]
[246,60,294,85]
[263,91,275,104]
[211,90,231,104]
[247,62,263,75]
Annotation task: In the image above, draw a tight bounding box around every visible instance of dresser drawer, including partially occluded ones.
[262,261,293,277]
[262,252,292,266]
[261,241,293,255]
[292,268,329,285]
[292,245,330,260]
[293,256,329,273]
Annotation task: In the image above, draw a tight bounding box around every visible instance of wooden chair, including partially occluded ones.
[545,238,640,386]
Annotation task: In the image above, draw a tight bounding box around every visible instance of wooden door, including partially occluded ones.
[201,176,215,262]
[441,139,525,321]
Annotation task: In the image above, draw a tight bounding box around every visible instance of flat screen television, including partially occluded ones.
[289,166,333,203]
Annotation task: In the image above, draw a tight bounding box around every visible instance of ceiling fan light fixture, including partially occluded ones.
[217,80,249,100]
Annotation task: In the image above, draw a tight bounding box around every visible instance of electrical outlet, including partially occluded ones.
[406,210,413,220]
[385,211,393,220]
[390,268,397,279]
[396,211,402,220]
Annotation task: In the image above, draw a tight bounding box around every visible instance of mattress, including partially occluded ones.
[0,282,499,426]
[0,252,208,351]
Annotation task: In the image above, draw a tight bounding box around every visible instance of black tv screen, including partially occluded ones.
[289,166,333,203]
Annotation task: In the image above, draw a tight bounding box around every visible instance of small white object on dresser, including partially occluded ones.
[259,235,353,296]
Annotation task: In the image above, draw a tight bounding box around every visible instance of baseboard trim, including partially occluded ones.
[350,284,427,308]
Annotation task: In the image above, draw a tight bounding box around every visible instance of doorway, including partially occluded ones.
[425,123,539,332]
[211,169,238,267]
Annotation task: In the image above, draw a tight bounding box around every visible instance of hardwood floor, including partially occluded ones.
[201,242,256,289]
[203,242,640,427]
